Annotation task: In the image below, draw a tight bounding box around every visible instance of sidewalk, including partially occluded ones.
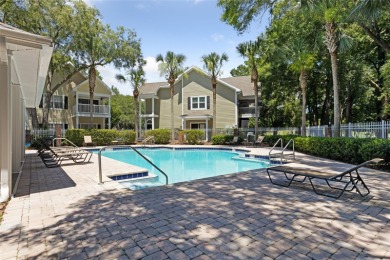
[1,148,389,259]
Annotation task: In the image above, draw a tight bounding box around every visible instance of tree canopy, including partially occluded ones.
[219,0,390,131]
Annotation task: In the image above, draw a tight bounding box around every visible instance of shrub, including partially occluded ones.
[65,129,136,146]
[212,134,227,145]
[267,135,389,166]
[65,129,87,146]
[183,130,204,145]
[224,135,244,144]
[144,129,170,144]
[30,136,52,149]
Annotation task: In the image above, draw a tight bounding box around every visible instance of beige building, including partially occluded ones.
[139,66,259,140]
[0,23,53,202]
[33,71,112,130]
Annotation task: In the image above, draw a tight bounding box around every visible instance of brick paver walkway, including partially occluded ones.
[1,149,390,259]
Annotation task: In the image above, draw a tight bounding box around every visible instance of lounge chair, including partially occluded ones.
[83,135,96,147]
[266,158,383,199]
[39,146,93,168]
[226,136,239,145]
[254,136,265,147]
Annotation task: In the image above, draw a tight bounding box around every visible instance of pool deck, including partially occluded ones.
[1,145,390,259]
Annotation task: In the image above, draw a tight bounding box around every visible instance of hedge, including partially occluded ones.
[183,130,204,145]
[143,129,170,144]
[65,129,136,146]
[265,135,389,166]
[211,134,244,145]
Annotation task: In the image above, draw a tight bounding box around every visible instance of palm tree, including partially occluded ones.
[116,64,146,142]
[156,51,186,142]
[303,0,348,137]
[237,39,261,139]
[350,0,390,53]
[283,40,316,136]
[201,52,229,136]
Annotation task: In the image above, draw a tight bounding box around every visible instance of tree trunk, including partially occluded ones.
[170,83,174,142]
[299,70,308,137]
[88,65,96,129]
[359,23,390,54]
[320,75,332,126]
[26,108,39,129]
[134,89,139,143]
[325,22,340,137]
[212,78,217,136]
[41,71,54,129]
[330,51,340,137]
[42,90,52,128]
[312,82,319,126]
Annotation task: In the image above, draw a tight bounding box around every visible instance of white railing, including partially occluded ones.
[215,120,390,139]
[30,129,66,138]
[72,104,110,115]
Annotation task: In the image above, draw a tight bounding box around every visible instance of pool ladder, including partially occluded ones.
[268,138,295,164]
[97,145,168,185]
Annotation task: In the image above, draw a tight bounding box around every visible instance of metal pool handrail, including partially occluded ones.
[97,145,169,185]
[52,137,79,148]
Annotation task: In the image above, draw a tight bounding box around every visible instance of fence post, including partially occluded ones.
[348,122,351,138]
[382,120,385,139]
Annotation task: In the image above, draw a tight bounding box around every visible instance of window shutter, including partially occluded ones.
[207,96,210,109]
[188,97,191,110]
[64,96,68,109]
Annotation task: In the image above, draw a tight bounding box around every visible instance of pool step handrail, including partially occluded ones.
[52,137,79,148]
[98,145,168,185]
[142,136,155,146]
[268,138,295,164]
[282,139,295,161]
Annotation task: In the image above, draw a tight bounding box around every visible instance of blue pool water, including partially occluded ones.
[100,148,270,189]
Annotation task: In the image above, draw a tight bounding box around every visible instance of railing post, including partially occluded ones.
[98,147,103,184]
[382,120,385,139]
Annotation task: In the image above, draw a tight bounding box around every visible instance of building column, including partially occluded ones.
[0,37,12,202]
[76,116,79,129]
[12,85,22,172]
[21,101,26,159]
[108,97,111,129]
[152,97,155,130]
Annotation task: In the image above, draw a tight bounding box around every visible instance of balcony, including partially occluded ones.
[72,104,110,117]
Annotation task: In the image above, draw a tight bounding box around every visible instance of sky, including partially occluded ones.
[86,0,269,95]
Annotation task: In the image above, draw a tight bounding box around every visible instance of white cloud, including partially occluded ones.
[98,64,131,95]
[97,57,165,96]
[192,0,207,4]
[144,56,164,83]
[211,33,225,42]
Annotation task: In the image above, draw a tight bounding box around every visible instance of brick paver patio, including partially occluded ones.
[1,148,390,259]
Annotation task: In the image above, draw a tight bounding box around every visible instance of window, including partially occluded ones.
[50,95,64,109]
[190,96,207,110]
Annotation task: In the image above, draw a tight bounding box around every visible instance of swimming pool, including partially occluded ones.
[100,148,270,189]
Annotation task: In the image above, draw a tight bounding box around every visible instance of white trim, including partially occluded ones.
[191,95,207,110]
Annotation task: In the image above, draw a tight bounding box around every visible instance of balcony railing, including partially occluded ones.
[72,104,110,115]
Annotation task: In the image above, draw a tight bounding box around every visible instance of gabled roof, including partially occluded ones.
[140,81,168,95]
[68,72,113,95]
[140,66,251,96]
[221,76,253,97]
